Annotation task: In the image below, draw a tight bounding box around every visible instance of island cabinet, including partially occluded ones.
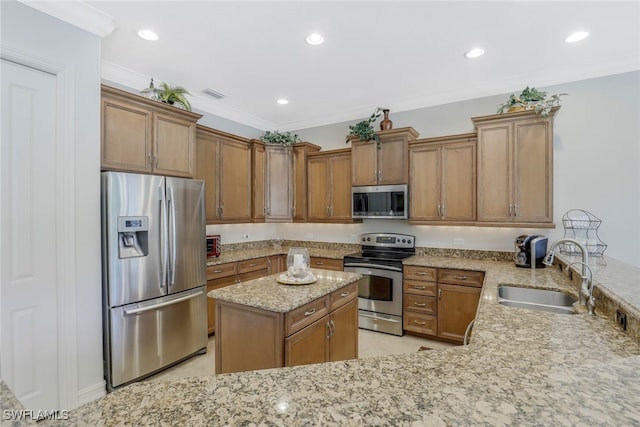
[403,265,484,344]
[350,127,419,186]
[292,142,321,222]
[212,272,360,374]
[472,109,556,226]
[409,134,477,224]
[101,85,201,177]
[205,256,282,334]
[307,149,356,223]
[195,125,252,223]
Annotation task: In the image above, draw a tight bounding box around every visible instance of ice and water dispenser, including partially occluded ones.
[117,216,149,258]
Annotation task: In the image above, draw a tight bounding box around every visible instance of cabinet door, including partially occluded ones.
[351,141,378,186]
[442,142,476,221]
[285,314,330,367]
[513,119,553,222]
[329,299,358,362]
[378,136,408,184]
[292,144,320,222]
[101,96,152,173]
[329,154,353,220]
[307,157,330,220]
[437,284,481,343]
[219,138,252,222]
[265,145,293,221]
[153,112,195,177]
[476,124,512,222]
[409,145,440,220]
[195,129,219,224]
[252,143,265,222]
[206,275,236,334]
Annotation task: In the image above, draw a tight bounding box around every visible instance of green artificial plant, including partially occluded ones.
[496,86,566,118]
[141,79,192,111]
[346,107,383,147]
[259,131,301,145]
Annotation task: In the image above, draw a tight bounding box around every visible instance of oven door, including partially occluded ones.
[343,263,403,336]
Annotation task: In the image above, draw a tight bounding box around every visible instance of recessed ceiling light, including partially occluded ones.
[277,99,289,105]
[305,33,324,46]
[137,29,159,41]
[464,48,485,59]
[565,31,589,43]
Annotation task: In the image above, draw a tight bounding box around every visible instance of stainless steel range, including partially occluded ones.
[343,233,415,336]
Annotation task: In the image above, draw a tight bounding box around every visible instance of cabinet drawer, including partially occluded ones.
[207,262,237,280]
[403,294,437,315]
[285,296,330,336]
[310,257,343,271]
[237,269,268,283]
[330,282,357,311]
[238,257,269,274]
[438,269,484,287]
[403,266,437,282]
[403,280,437,296]
[403,312,437,336]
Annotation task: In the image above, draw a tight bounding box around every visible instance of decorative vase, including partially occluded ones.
[380,109,393,130]
[286,247,310,278]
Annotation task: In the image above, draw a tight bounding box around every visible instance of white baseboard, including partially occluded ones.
[77,381,106,407]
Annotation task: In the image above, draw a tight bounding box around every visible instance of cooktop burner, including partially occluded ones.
[343,232,416,268]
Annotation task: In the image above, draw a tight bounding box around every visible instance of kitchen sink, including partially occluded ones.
[497,285,576,315]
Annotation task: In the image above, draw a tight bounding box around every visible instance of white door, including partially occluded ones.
[1,59,60,410]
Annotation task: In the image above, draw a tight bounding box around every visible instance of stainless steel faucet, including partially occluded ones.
[543,239,591,306]
[568,261,596,315]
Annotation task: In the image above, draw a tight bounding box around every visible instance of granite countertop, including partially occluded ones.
[206,246,356,266]
[54,255,640,425]
[208,269,361,312]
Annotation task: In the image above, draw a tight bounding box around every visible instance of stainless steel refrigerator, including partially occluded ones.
[101,172,207,391]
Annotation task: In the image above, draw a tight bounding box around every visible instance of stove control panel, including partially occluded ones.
[360,232,415,248]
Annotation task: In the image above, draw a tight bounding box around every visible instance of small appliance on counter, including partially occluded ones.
[514,235,549,268]
[206,234,221,257]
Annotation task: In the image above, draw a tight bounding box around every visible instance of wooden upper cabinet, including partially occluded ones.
[351,127,419,186]
[195,125,252,223]
[409,134,476,224]
[100,85,201,177]
[251,141,266,222]
[472,109,556,225]
[307,149,357,223]
[265,145,293,222]
[292,143,321,222]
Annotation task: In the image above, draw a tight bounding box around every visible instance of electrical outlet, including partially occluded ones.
[453,238,465,246]
[616,309,627,331]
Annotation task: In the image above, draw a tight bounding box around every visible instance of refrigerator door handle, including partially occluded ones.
[123,290,204,315]
[159,184,168,291]
[168,186,177,286]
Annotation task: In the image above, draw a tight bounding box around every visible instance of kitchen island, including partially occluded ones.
[209,269,361,374]
[27,255,640,425]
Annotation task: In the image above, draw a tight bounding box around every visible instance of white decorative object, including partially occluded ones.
[285,247,311,279]
[560,209,607,257]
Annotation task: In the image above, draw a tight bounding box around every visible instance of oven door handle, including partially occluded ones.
[358,313,401,323]
[343,263,402,273]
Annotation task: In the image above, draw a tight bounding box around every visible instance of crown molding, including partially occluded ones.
[101,60,274,131]
[17,0,117,38]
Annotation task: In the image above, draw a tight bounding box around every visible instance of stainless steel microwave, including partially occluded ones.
[352,184,408,219]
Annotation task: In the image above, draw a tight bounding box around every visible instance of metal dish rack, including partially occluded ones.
[560,209,607,257]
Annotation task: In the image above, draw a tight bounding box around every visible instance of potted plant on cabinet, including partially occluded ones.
[259,130,301,145]
[496,86,566,118]
[141,79,192,111]
[345,107,383,148]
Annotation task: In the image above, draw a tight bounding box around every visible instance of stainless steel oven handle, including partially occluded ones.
[358,313,401,323]
[343,263,402,272]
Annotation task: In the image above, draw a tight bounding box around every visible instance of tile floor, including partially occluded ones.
[146,329,455,382]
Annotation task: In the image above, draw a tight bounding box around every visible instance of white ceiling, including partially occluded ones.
[24,1,640,131]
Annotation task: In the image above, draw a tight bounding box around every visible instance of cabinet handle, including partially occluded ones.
[412,285,426,290]
[326,322,332,339]
[437,204,441,216]
[330,205,334,216]
[327,206,331,216]
[267,259,271,272]
[454,275,468,280]
[266,207,271,216]
[414,302,427,307]
[147,154,151,168]
[153,155,158,168]
[315,261,324,265]
[248,263,257,267]
[378,170,382,181]
[442,205,446,216]
[213,269,223,273]
[416,271,427,276]
[508,204,513,216]
[340,291,350,297]
[413,320,427,326]
[304,308,316,316]
[438,288,442,299]
[514,204,519,216]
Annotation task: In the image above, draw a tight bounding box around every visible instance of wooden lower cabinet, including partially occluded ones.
[403,266,483,344]
[309,257,343,271]
[215,285,358,374]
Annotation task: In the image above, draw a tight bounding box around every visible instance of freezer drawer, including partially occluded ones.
[106,287,207,389]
